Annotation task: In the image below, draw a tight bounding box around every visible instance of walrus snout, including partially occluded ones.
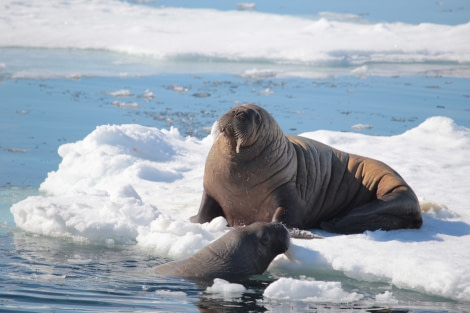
[260,222,291,255]
[219,106,261,132]
[219,108,248,132]
[218,105,262,153]
[273,223,291,253]
[250,222,291,271]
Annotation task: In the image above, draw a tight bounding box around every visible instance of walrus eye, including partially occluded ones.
[259,231,270,246]
[235,111,247,119]
[255,111,261,124]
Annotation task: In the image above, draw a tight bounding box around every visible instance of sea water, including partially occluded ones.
[1,0,470,312]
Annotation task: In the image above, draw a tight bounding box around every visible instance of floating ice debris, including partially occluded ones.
[166,85,189,93]
[257,88,275,95]
[236,3,256,11]
[140,89,155,101]
[264,277,363,303]
[106,89,134,97]
[8,148,27,153]
[154,290,188,298]
[240,69,278,79]
[205,278,247,299]
[112,101,140,108]
[351,124,373,131]
[352,65,369,77]
[317,12,364,22]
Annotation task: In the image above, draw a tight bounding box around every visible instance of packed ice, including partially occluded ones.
[10,116,470,301]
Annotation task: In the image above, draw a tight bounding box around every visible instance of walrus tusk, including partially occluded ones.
[284,246,300,264]
[236,137,243,153]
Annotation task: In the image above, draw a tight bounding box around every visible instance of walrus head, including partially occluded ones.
[217,104,262,153]
[230,222,291,275]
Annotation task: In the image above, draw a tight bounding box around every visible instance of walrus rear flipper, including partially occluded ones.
[320,188,422,234]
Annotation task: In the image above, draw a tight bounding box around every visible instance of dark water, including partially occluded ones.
[0,227,198,312]
[1,225,467,313]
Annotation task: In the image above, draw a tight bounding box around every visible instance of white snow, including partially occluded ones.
[374,291,399,305]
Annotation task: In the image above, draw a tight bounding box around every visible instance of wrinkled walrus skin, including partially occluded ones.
[154,222,290,282]
[190,104,423,234]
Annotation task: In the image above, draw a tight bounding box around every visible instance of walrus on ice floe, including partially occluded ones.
[154,221,290,282]
[190,104,422,234]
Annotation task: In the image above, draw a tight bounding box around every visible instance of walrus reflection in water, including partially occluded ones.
[154,222,290,282]
[191,104,423,234]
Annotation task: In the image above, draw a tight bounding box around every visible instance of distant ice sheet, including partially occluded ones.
[1,0,469,78]
[10,116,470,301]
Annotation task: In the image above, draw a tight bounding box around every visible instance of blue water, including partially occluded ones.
[0,228,200,312]
[3,74,469,189]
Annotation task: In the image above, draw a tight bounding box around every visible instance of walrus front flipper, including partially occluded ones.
[190,191,225,223]
[320,187,423,234]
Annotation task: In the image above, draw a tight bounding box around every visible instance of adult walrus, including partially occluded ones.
[190,104,423,234]
[154,222,290,282]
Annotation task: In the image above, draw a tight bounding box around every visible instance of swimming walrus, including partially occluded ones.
[154,222,290,282]
[190,104,422,234]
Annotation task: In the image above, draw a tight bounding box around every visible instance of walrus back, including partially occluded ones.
[287,135,378,227]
